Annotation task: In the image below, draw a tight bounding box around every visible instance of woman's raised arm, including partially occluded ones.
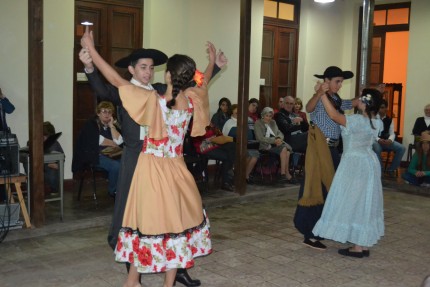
[80,26,129,88]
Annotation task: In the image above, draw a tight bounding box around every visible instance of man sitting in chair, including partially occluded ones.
[372,99,406,177]
[72,101,123,197]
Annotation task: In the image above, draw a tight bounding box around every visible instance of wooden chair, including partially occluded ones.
[77,164,108,206]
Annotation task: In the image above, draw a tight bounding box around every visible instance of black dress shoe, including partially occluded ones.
[363,250,370,257]
[174,269,201,286]
[338,248,364,258]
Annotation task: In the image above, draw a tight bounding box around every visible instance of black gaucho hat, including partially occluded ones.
[115,48,168,68]
[314,66,354,80]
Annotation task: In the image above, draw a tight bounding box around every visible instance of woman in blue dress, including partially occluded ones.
[312,88,384,258]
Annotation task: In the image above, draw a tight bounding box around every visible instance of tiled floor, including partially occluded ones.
[0,175,430,287]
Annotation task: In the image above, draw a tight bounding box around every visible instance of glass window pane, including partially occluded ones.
[279,3,294,21]
[264,0,277,18]
[373,10,386,26]
[387,8,409,25]
[371,37,382,63]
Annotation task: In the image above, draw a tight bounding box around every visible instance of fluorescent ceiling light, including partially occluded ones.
[314,0,335,3]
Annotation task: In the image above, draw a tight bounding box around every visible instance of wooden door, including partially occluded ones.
[73,0,142,148]
[260,25,298,109]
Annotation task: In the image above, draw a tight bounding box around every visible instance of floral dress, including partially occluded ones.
[114,85,212,273]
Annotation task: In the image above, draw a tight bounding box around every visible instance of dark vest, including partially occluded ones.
[380,116,392,140]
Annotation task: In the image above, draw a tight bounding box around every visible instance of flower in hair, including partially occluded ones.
[360,94,372,105]
[193,69,204,87]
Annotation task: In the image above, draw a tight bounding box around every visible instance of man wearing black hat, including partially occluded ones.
[79,44,226,287]
[294,66,359,251]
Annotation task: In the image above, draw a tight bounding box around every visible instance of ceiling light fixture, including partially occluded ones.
[314,0,335,3]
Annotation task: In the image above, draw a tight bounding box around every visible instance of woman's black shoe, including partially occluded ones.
[174,269,201,286]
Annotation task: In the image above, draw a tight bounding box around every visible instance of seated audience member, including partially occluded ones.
[247,98,260,135]
[43,121,64,194]
[273,97,284,114]
[192,123,236,191]
[293,97,309,125]
[275,96,309,153]
[372,99,406,176]
[211,97,231,130]
[222,104,259,184]
[72,101,123,197]
[412,104,430,138]
[401,132,430,187]
[254,107,294,183]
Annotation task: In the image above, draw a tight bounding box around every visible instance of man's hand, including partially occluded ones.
[215,49,228,68]
[79,48,95,73]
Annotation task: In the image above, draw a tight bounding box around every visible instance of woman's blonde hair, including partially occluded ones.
[294,98,303,111]
[96,101,115,115]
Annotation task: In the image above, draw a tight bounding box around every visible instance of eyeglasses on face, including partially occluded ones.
[100,109,113,114]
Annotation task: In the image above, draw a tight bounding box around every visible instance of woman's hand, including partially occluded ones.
[216,49,228,68]
[80,26,95,50]
[206,41,216,64]
[274,138,283,146]
[415,171,425,177]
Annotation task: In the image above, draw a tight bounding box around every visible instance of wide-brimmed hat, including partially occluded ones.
[115,48,168,68]
[420,132,430,142]
[314,66,354,80]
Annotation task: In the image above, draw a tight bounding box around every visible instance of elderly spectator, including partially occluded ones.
[401,132,430,187]
[412,104,430,138]
[254,107,294,183]
[275,96,309,153]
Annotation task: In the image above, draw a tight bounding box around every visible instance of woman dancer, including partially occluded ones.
[82,28,212,287]
[312,88,384,258]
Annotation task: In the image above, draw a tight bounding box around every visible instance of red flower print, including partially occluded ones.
[175,144,182,155]
[128,252,134,264]
[185,260,194,268]
[200,248,205,254]
[161,266,166,272]
[154,243,163,254]
[186,232,191,240]
[153,265,158,272]
[138,246,153,266]
[122,251,126,258]
[116,239,123,252]
[179,255,183,262]
[166,249,177,261]
[132,237,140,252]
[163,235,170,249]
[191,246,198,255]
[171,125,180,135]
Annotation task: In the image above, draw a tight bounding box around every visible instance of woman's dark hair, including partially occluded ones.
[361,88,382,129]
[166,54,196,109]
[248,98,259,106]
[416,141,430,171]
[217,97,232,115]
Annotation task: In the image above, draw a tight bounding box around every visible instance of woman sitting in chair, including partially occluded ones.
[72,101,123,197]
[401,132,430,187]
[254,107,294,183]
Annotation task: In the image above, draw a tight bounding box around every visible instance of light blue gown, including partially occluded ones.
[312,114,384,247]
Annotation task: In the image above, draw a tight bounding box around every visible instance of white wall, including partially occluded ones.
[0,1,28,149]
[43,0,74,178]
[143,0,263,115]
